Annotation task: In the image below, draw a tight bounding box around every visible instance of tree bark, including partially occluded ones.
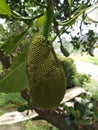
[34,107,98,130]
[34,108,67,130]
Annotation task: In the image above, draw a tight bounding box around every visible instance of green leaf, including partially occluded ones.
[34,15,45,28]
[93,111,98,121]
[59,13,80,26]
[0,52,29,93]
[0,0,12,15]
[74,101,86,117]
[59,1,89,26]
[1,29,27,55]
[78,119,91,124]
[25,120,37,130]
[18,105,30,112]
[78,2,88,11]
[68,0,73,6]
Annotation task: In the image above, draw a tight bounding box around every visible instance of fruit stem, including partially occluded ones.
[42,0,54,39]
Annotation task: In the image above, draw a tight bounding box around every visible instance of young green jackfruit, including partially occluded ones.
[26,35,66,109]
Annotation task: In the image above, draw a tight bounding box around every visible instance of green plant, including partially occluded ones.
[25,120,58,130]
[74,73,91,87]
[58,55,78,88]
[61,94,98,126]
[71,54,98,65]
[0,92,26,113]
[83,80,98,99]
[58,54,92,88]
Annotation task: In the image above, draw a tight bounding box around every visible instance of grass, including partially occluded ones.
[71,53,98,99]
[0,92,59,129]
[83,80,98,100]
[25,120,58,130]
[71,54,98,65]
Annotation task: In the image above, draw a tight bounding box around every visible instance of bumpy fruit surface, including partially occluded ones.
[26,35,66,109]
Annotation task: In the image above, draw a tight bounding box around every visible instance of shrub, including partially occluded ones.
[58,55,78,88]
[74,73,91,87]
[57,54,91,88]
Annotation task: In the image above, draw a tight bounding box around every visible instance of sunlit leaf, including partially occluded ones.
[34,15,45,28]
[74,101,86,117]
[0,0,12,15]
[0,52,29,93]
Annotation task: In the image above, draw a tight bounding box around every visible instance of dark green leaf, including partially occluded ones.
[74,102,86,117]
[93,111,98,121]
[78,119,91,124]
[18,105,30,112]
[0,51,29,93]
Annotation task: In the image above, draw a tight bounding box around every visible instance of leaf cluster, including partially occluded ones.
[62,95,98,125]
[71,29,98,56]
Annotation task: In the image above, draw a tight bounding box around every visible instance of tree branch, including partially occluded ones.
[34,107,67,130]
[21,89,76,130]
[42,0,54,39]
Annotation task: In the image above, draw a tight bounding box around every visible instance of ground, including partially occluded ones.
[74,60,98,82]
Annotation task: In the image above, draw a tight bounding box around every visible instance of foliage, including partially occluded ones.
[0,1,98,129]
[71,54,98,65]
[70,30,98,56]
[0,92,26,116]
[84,80,98,99]
[58,55,77,88]
[58,54,91,88]
[25,120,58,130]
[61,94,98,125]
[0,0,97,93]
[0,0,12,15]
[0,51,29,93]
[74,73,91,87]
[0,92,25,107]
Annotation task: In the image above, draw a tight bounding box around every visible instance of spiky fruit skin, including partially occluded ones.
[26,35,66,109]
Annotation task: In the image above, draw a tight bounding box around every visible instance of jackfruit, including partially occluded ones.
[26,35,66,109]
